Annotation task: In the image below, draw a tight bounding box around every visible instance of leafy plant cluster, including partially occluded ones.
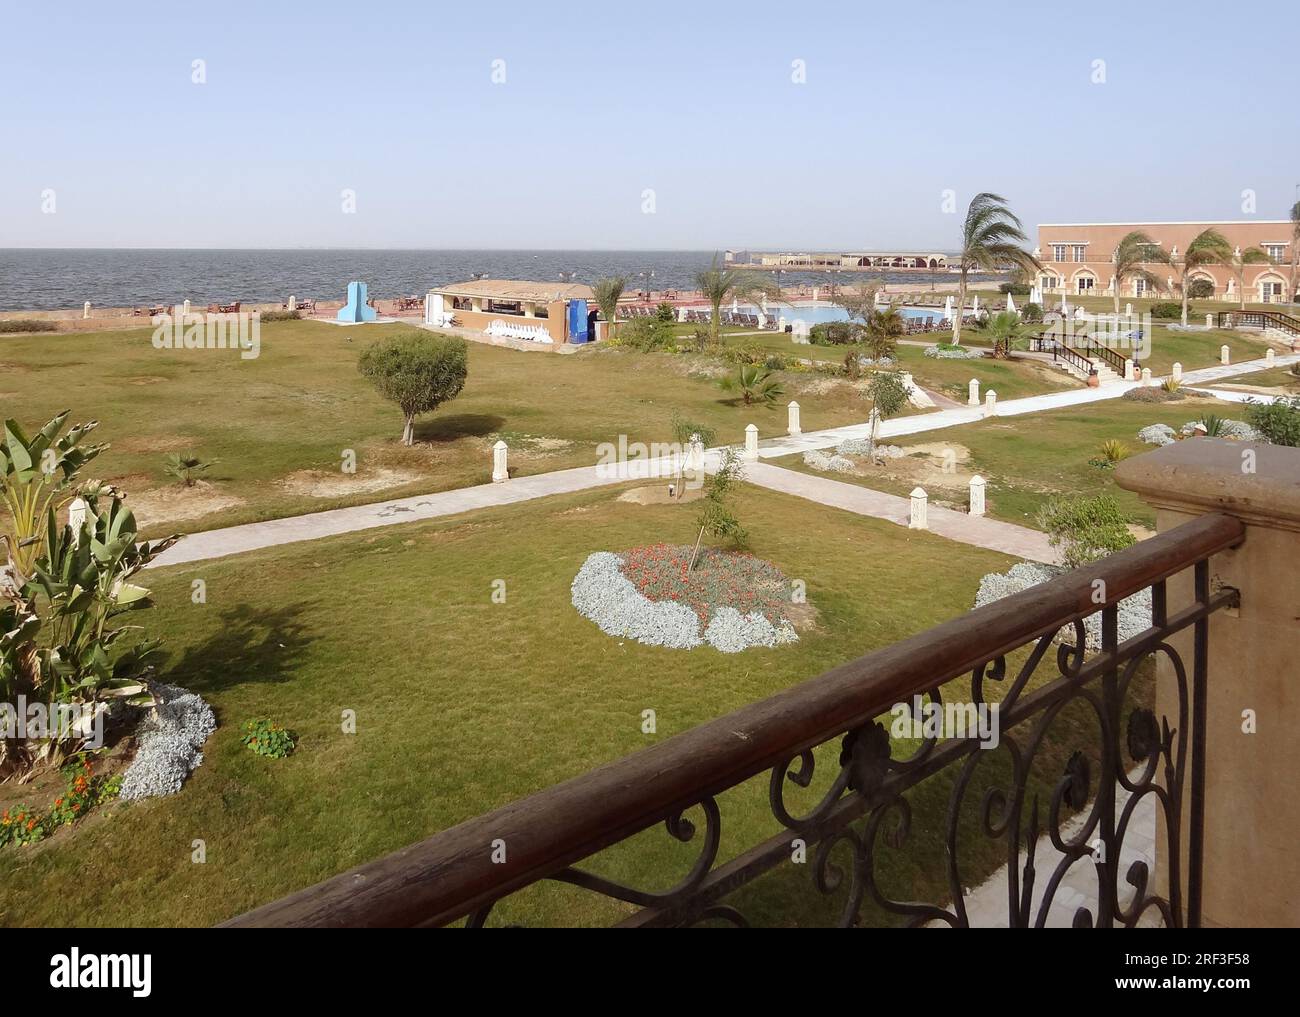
[1037,494,1136,568]
[1245,395,1300,447]
[0,756,121,849]
[0,319,58,334]
[241,718,297,759]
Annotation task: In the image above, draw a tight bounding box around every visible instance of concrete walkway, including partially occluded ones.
[150,351,1297,568]
[743,462,1060,563]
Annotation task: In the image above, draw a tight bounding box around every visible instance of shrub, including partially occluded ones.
[1090,439,1132,469]
[0,319,57,333]
[1038,494,1136,568]
[1161,377,1182,394]
[720,364,783,405]
[1020,302,1044,323]
[999,282,1031,295]
[163,453,217,487]
[241,719,297,759]
[655,302,677,323]
[1195,414,1226,437]
[1149,301,1183,319]
[357,329,468,445]
[1123,386,1184,403]
[615,315,676,352]
[1245,395,1300,446]
[259,309,300,322]
[808,321,863,345]
[718,339,768,366]
[1188,278,1215,298]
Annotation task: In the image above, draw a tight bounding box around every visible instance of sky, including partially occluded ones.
[1,0,1296,251]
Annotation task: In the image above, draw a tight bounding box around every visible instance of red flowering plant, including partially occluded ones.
[0,754,121,850]
[620,543,794,627]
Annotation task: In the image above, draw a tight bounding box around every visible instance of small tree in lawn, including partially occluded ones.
[358,330,467,446]
[594,276,627,339]
[670,414,715,500]
[864,370,911,454]
[1037,493,1135,568]
[688,447,746,571]
[985,310,1032,359]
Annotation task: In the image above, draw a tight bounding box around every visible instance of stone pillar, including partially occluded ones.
[908,487,928,529]
[182,299,191,316]
[492,440,509,483]
[1220,345,1230,365]
[743,424,759,460]
[983,390,997,417]
[1116,441,1300,928]
[687,434,704,473]
[1125,302,1133,316]
[968,378,980,407]
[82,301,91,319]
[787,401,801,436]
[289,295,295,311]
[1206,313,1214,328]
[1172,362,1183,382]
[968,475,986,517]
[1265,348,1275,365]
[1124,358,1136,381]
[1141,367,1153,387]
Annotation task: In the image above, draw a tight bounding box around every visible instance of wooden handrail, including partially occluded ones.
[224,513,1245,928]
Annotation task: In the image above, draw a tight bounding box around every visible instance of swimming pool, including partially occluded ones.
[740,302,946,325]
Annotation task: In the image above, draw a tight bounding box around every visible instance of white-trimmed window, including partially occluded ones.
[1052,244,1068,262]
[1264,243,1287,263]
[1072,245,1087,262]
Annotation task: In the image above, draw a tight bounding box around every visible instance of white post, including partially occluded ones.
[1220,345,1230,365]
[787,401,801,436]
[967,378,980,406]
[777,315,787,333]
[1124,358,1136,381]
[909,487,929,530]
[1205,313,1214,328]
[82,301,91,319]
[983,390,997,417]
[1172,361,1183,382]
[968,475,986,517]
[812,286,819,302]
[182,299,191,316]
[743,424,759,460]
[972,295,980,314]
[1125,302,1133,316]
[687,434,704,473]
[1141,367,1153,387]
[1266,348,1276,364]
[492,440,509,483]
[289,294,296,311]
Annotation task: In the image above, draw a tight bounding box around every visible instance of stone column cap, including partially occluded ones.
[1115,439,1300,532]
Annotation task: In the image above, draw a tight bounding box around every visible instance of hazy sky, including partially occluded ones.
[2,0,1295,250]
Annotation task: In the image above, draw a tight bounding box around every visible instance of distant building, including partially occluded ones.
[747,251,948,270]
[1036,221,1296,303]
[426,279,595,345]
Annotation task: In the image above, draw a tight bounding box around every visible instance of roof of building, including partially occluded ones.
[432,279,595,302]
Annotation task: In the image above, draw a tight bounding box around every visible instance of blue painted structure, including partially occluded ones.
[337,281,378,323]
[568,298,589,343]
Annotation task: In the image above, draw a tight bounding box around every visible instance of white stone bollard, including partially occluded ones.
[1265,348,1276,364]
[82,301,91,319]
[968,378,980,406]
[1206,313,1214,328]
[1220,345,1230,365]
[968,475,986,517]
[1124,358,1136,381]
[1141,367,1153,387]
[787,401,801,436]
[983,390,997,417]
[182,299,191,316]
[687,434,704,473]
[289,294,296,311]
[743,424,759,460]
[492,440,509,483]
[1172,362,1183,382]
[1125,302,1133,316]
[909,487,928,530]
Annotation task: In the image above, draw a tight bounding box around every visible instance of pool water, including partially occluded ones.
[740,302,945,325]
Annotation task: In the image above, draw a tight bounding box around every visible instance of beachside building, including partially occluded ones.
[425,279,596,346]
[1036,221,1297,303]
[748,251,948,270]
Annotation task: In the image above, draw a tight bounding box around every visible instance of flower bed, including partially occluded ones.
[924,343,985,360]
[571,544,800,652]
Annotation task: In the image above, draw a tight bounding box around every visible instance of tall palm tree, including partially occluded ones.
[695,254,775,342]
[952,193,1039,345]
[593,276,627,339]
[1111,230,1171,314]
[1173,229,1233,326]
[1227,246,1272,311]
[1289,200,1300,313]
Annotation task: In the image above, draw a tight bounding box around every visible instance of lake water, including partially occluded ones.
[0,249,999,312]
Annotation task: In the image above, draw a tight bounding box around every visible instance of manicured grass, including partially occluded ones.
[772,395,1240,529]
[1212,366,1300,392]
[0,482,1118,928]
[0,320,878,538]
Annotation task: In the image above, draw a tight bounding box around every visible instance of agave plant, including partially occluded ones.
[1196,414,1226,437]
[163,453,217,488]
[1098,439,1132,464]
[720,364,784,406]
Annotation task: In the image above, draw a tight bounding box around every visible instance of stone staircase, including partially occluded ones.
[1051,352,1121,386]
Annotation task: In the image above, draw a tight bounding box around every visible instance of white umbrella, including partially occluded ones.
[731,298,739,314]
[943,295,954,318]
[1006,292,1017,314]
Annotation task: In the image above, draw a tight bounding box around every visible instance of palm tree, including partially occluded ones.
[985,310,1032,359]
[1173,229,1233,326]
[695,254,775,342]
[952,193,1039,345]
[1227,245,1272,310]
[1111,231,1171,315]
[1289,200,1300,312]
[593,276,627,339]
[863,302,906,361]
[719,364,784,405]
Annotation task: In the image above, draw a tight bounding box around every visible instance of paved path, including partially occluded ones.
[150,351,1298,568]
[743,462,1060,563]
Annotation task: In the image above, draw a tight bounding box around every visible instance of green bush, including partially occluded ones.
[259,309,301,322]
[809,321,863,345]
[1188,278,1215,299]
[0,319,57,333]
[1148,301,1183,319]
[615,315,676,352]
[999,282,1031,295]
[242,719,298,759]
[358,329,468,446]
[1037,494,1136,568]
[718,339,768,366]
[1021,302,1044,323]
[655,302,677,323]
[1245,395,1300,446]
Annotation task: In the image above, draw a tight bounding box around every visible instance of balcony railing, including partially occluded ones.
[226,513,1244,929]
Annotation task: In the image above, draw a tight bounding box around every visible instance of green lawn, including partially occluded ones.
[1211,365,1300,393]
[0,320,881,538]
[772,395,1241,529]
[0,481,1129,927]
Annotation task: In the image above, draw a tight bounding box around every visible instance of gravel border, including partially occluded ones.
[571,551,798,653]
[119,682,217,801]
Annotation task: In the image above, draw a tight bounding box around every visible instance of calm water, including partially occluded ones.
[0,249,993,312]
[740,302,947,325]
